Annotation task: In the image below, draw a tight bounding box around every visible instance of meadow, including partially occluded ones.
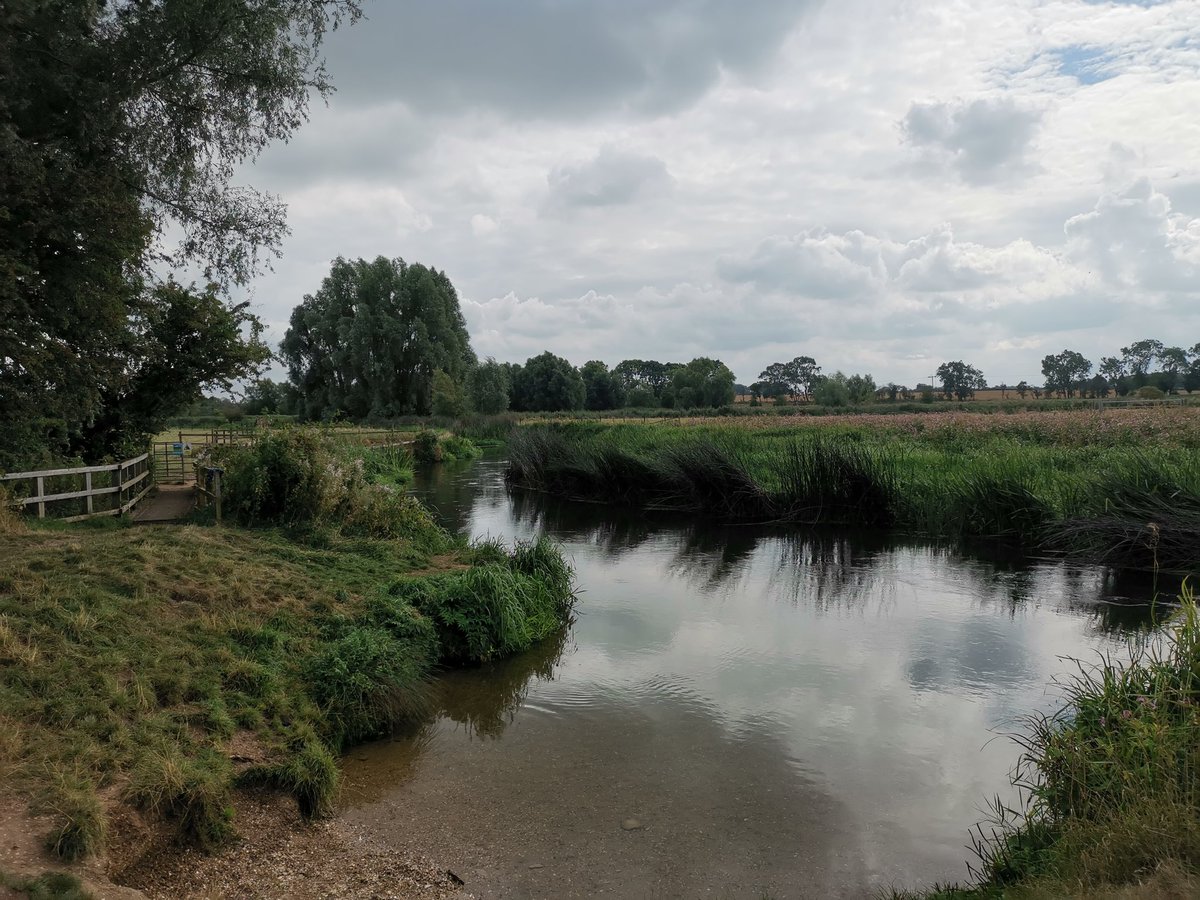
[505,407,1200,575]
[0,430,570,872]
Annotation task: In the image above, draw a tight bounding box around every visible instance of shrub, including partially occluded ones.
[212,431,449,546]
[411,429,443,463]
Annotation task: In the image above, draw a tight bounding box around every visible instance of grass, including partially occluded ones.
[0,435,574,862]
[892,585,1200,899]
[506,418,1200,574]
[0,871,92,900]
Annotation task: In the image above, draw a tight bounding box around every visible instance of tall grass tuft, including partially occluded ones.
[1050,454,1200,573]
[770,438,897,527]
[126,746,235,848]
[388,537,576,664]
[40,769,106,861]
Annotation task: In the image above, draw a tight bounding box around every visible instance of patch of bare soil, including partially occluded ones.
[2,790,468,900]
[120,792,471,900]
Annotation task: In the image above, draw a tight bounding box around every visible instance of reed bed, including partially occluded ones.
[507,422,1200,573]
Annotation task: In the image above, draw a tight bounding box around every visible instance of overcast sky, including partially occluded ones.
[242,0,1200,386]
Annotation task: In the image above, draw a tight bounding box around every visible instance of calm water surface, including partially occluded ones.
[339,454,1161,899]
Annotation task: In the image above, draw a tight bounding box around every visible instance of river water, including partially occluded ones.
[339,455,1163,899]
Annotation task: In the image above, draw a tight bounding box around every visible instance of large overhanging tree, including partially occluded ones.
[0,0,360,465]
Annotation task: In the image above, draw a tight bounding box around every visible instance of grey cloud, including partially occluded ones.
[716,229,889,298]
[901,98,1041,184]
[250,104,431,189]
[320,0,815,118]
[546,147,673,209]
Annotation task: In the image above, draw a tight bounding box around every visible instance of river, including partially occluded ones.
[338,454,1163,899]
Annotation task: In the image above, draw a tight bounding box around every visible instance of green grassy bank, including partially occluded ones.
[0,431,573,864]
[506,419,1200,574]
[894,587,1200,899]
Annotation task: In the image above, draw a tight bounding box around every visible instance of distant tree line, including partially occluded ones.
[242,257,1200,422]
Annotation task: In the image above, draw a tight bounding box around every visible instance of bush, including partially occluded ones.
[1136,385,1166,400]
[411,429,443,463]
[212,431,449,546]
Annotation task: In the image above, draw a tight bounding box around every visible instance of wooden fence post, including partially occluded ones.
[85,472,93,515]
[213,469,223,524]
[35,475,45,519]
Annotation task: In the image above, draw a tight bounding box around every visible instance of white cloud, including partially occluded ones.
[235,0,1200,387]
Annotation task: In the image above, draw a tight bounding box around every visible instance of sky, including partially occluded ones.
[240,0,1200,387]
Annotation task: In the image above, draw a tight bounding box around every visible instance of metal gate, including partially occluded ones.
[152,440,196,484]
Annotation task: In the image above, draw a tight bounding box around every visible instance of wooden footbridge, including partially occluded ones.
[2,426,413,524]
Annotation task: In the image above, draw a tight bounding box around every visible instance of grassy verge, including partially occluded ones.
[893,586,1200,899]
[0,432,573,864]
[506,418,1200,574]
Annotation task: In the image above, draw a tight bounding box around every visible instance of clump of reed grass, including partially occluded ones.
[388,536,576,663]
[302,621,436,748]
[126,746,235,849]
[1050,454,1200,573]
[40,768,106,861]
[770,438,897,527]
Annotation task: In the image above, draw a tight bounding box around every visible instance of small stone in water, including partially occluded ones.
[621,818,643,831]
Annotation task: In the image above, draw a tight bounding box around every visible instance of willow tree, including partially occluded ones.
[1,0,359,464]
[281,257,475,419]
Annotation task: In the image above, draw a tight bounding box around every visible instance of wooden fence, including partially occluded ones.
[1,453,152,521]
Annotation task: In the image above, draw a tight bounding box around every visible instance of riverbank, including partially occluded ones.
[895,587,1200,899]
[505,410,1200,574]
[0,435,573,894]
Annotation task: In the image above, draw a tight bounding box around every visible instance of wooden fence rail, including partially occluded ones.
[1,453,152,521]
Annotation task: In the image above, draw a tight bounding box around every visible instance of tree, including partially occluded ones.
[845,373,877,405]
[78,281,271,457]
[467,358,510,415]
[1040,350,1092,398]
[785,356,822,401]
[757,362,791,398]
[244,379,285,416]
[281,257,474,420]
[612,359,671,400]
[1121,339,1164,378]
[812,373,851,407]
[431,370,469,417]
[1,0,360,464]
[666,358,735,408]
[936,361,986,401]
[1098,356,1126,395]
[1015,380,1029,399]
[580,361,626,410]
[511,352,585,412]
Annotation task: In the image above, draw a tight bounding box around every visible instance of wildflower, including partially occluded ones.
[1121,709,1133,720]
